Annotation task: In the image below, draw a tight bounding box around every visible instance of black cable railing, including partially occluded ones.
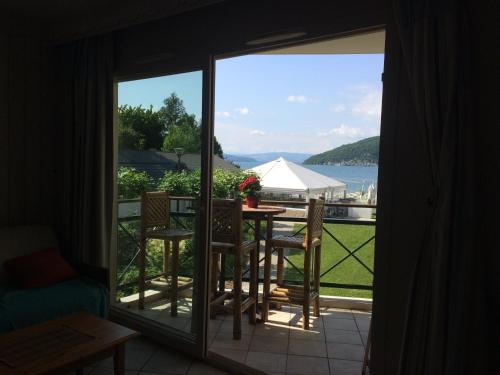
[117,197,376,294]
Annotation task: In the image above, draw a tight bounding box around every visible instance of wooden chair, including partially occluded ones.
[210,198,258,340]
[268,197,325,329]
[139,191,194,316]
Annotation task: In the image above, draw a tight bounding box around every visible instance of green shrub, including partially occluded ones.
[117,167,153,199]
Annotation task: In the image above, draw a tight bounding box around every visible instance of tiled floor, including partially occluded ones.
[82,337,229,375]
[119,297,195,334]
[208,306,371,375]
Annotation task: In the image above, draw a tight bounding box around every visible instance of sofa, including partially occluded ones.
[0,226,109,333]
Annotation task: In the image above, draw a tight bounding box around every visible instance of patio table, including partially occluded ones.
[242,204,286,321]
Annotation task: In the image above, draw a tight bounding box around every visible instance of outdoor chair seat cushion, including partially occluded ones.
[271,235,321,249]
[211,240,257,254]
[0,277,108,334]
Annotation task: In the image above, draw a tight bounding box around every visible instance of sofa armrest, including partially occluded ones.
[73,263,109,288]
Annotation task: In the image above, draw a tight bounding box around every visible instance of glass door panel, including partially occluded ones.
[112,68,210,355]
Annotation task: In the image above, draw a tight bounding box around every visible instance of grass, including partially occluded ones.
[283,222,375,299]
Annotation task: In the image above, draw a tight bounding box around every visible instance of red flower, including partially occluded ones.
[239,176,261,194]
[240,176,258,191]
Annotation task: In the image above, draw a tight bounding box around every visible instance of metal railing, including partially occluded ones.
[117,197,376,294]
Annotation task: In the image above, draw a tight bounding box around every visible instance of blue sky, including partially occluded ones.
[119,53,384,155]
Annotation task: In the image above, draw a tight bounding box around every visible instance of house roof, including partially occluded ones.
[248,157,347,195]
[118,149,239,180]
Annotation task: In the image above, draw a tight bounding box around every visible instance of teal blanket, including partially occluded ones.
[0,277,108,333]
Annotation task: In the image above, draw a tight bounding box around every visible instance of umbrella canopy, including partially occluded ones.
[247,157,346,196]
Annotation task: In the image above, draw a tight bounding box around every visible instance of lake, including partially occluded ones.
[237,161,378,193]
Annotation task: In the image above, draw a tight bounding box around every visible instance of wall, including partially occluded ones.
[0,33,56,227]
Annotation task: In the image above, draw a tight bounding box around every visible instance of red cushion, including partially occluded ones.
[3,247,77,288]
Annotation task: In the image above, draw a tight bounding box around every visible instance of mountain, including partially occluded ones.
[224,154,257,163]
[243,152,313,163]
[304,136,380,165]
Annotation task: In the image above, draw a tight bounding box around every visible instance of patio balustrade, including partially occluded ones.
[116,197,376,299]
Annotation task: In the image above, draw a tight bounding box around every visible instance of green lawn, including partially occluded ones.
[283,222,375,299]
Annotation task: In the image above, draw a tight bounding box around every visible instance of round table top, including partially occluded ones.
[242,205,286,215]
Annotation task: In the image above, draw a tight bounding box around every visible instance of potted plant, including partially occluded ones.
[239,175,262,208]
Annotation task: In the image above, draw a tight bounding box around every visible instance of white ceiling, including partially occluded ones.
[259,30,385,55]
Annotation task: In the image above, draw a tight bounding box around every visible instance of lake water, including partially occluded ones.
[237,161,378,193]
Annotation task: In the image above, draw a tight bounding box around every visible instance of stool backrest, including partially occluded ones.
[141,191,170,233]
[306,197,326,245]
[212,198,243,246]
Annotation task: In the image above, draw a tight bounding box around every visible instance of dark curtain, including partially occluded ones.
[54,35,115,268]
[393,1,483,374]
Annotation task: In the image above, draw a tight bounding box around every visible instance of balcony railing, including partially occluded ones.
[117,197,376,299]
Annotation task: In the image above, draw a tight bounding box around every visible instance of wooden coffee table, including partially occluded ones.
[0,312,140,374]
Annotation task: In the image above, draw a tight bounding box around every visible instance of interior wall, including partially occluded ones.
[0,33,56,227]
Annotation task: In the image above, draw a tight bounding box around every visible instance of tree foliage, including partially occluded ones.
[117,167,153,199]
[212,169,254,198]
[118,93,224,157]
[157,170,201,197]
[155,168,254,199]
[118,105,164,150]
[304,136,380,165]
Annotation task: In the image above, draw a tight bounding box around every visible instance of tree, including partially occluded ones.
[214,136,224,158]
[118,93,225,157]
[159,93,224,157]
[118,105,164,150]
[158,93,197,130]
[162,125,201,153]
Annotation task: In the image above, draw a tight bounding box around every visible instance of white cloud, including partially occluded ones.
[250,129,267,136]
[349,86,382,117]
[318,124,365,139]
[287,95,307,103]
[331,104,346,113]
[235,107,250,115]
[215,111,231,118]
[216,122,332,154]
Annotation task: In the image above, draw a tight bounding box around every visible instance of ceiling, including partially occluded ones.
[259,30,385,55]
[0,0,223,41]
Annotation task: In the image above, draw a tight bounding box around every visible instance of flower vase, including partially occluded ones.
[246,195,259,208]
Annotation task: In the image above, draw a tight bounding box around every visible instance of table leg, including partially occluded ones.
[114,343,125,375]
[163,239,170,275]
[139,237,146,310]
[171,239,179,317]
[262,215,273,322]
[252,218,261,319]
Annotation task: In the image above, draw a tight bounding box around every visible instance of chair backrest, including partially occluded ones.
[212,198,243,246]
[141,191,170,233]
[306,197,326,245]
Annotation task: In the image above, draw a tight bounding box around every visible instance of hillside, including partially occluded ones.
[224,154,257,163]
[304,136,380,165]
[244,152,313,163]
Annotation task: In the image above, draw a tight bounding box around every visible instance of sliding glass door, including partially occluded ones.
[111,60,214,358]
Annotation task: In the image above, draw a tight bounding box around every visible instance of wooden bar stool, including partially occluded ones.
[210,198,258,340]
[139,191,193,316]
[268,197,325,329]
